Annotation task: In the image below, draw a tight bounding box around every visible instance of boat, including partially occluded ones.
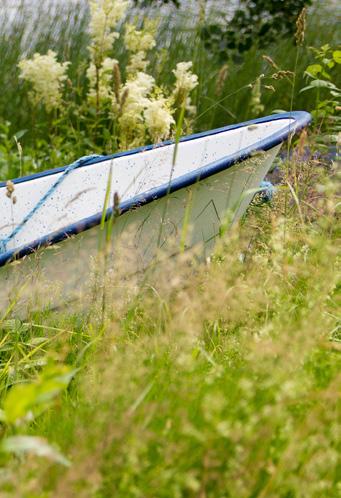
[0,111,311,311]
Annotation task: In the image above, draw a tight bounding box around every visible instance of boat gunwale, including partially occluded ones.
[0,111,311,267]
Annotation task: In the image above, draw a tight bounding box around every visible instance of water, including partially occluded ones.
[0,0,88,53]
[2,0,338,56]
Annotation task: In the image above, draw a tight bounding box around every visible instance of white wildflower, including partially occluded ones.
[127,51,149,75]
[118,72,155,148]
[125,21,157,76]
[18,50,69,111]
[144,96,175,142]
[119,72,154,119]
[122,72,155,107]
[86,57,118,103]
[173,61,198,95]
[89,0,129,61]
[171,61,198,118]
[184,95,196,115]
[124,22,156,54]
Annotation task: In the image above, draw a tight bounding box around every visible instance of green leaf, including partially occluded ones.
[1,436,70,466]
[3,384,37,424]
[333,50,341,64]
[13,129,28,140]
[3,364,77,424]
[300,79,339,93]
[305,64,322,77]
[26,337,48,346]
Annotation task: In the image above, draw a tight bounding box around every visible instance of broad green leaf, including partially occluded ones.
[3,364,77,424]
[1,436,70,466]
[305,66,331,80]
[305,64,322,77]
[3,384,37,424]
[333,50,341,63]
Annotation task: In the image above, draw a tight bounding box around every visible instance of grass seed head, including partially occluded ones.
[112,62,122,106]
[271,70,294,80]
[295,7,307,46]
[262,54,278,69]
[216,64,229,96]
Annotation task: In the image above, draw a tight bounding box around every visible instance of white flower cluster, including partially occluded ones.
[124,22,156,53]
[144,96,175,142]
[18,50,69,112]
[172,61,198,114]
[121,72,155,117]
[173,61,198,95]
[85,2,199,147]
[118,72,154,146]
[113,20,172,145]
[89,0,129,61]
[87,0,128,105]
[125,21,157,76]
[86,57,118,103]
[17,0,200,151]
[118,72,175,145]
[127,52,149,75]
[119,59,199,145]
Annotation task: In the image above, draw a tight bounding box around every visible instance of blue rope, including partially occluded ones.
[0,154,104,254]
[259,180,275,203]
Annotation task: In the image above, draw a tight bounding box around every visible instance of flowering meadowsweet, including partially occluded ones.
[124,22,157,54]
[173,62,198,96]
[86,57,118,103]
[125,21,157,76]
[89,0,129,61]
[118,72,155,147]
[127,52,149,75]
[171,61,198,117]
[144,96,175,142]
[18,50,69,111]
[119,74,154,111]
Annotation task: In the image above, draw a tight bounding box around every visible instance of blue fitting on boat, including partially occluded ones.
[0,154,104,255]
[259,180,275,203]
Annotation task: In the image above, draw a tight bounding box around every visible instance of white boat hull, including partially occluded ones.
[1,148,278,311]
[0,112,311,312]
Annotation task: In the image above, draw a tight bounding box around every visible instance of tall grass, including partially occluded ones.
[0,157,339,496]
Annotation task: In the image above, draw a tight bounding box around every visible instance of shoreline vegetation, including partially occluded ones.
[0,0,340,496]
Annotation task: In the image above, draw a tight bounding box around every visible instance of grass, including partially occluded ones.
[0,164,340,496]
[0,1,340,496]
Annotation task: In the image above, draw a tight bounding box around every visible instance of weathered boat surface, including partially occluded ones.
[0,112,311,312]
